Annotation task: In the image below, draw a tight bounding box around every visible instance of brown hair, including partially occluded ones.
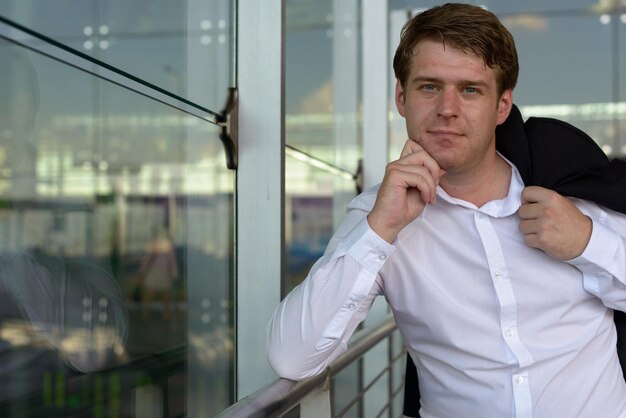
[392,3,519,95]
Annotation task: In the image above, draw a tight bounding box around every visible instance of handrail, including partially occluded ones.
[215,317,398,418]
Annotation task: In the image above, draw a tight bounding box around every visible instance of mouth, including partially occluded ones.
[428,129,463,137]
[427,130,464,142]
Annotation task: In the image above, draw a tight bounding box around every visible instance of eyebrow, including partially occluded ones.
[409,76,489,88]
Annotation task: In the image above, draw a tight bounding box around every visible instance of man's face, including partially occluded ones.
[395,39,512,176]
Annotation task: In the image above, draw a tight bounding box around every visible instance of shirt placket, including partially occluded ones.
[473,211,534,418]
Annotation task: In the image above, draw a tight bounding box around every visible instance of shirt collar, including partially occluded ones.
[435,159,523,218]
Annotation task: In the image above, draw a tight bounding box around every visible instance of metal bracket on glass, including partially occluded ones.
[218,87,239,170]
[353,159,364,195]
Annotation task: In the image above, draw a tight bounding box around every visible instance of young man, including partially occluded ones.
[267,4,626,417]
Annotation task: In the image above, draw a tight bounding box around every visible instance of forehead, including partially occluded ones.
[408,39,498,84]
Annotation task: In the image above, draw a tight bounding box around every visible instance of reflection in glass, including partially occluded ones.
[0,36,233,417]
[0,0,234,111]
[388,0,610,16]
[388,3,626,161]
[284,151,355,294]
[285,0,363,297]
[285,0,362,174]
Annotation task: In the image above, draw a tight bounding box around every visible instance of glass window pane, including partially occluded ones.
[332,361,361,418]
[285,0,362,174]
[285,0,363,294]
[0,0,234,111]
[513,15,612,105]
[284,151,356,294]
[0,37,233,416]
[614,18,626,158]
[388,0,601,15]
[484,0,598,14]
[513,13,619,157]
[388,3,625,160]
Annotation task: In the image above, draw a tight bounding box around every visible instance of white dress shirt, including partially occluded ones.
[267,164,626,418]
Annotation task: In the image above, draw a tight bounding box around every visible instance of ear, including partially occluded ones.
[496,89,513,125]
[395,79,406,117]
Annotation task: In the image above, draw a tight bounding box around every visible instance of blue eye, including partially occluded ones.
[463,87,478,94]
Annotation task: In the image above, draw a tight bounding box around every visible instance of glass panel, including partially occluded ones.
[391,331,405,390]
[284,0,363,294]
[332,360,361,418]
[621,18,626,102]
[484,0,604,15]
[364,373,389,418]
[388,3,625,160]
[388,0,601,15]
[620,117,626,157]
[363,340,389,418]
[0,36,233,416]
[513,16,612,105]
[284,151,356,294]
[392,391,404,418]
[513,14,620,157]
[613,20,626,158]
[0,0,234,111]
[285,0,362,174]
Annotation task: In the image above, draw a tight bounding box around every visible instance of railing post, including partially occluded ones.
[300,385,332,418]
[133,384,163,418]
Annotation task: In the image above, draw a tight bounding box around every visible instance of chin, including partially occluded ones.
[430,153,458,171]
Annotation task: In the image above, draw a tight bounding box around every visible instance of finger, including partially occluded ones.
[521,186,552,205]
[390,165,438,204]
[522,232,541,250]
[400,139,424,158]
[414,166,438,204]
[389,157,438,200]
[411,176,435,205]
[518,218,544,250]
[518,202,541,220]
[397,148,443,186]
[518,218,539,235]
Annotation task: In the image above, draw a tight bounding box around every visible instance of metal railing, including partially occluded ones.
[216,317,406,418]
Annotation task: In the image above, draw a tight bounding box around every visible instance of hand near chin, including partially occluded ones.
[518,186,592,260]
[367,139,445,243]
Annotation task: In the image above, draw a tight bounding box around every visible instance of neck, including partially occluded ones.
[439,153,512,207]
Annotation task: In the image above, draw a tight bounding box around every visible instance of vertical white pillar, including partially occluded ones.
[362,4,392,416]
[362,0,389,190]
[332,0,359,229]
[300,386,332,418]
[361,0,390,327]
[236,0,285,399]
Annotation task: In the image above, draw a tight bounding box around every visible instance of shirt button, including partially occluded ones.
[378,253,387,261]
[347,303,356,310]
[494,272,502,279]
[506,328,515,337]
[514,375,525,385]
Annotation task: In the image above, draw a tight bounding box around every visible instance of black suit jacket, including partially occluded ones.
[403,104,626,417]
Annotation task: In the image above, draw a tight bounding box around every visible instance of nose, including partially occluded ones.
[437,88,459,119]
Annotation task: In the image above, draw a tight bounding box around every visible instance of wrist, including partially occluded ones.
[367,213,400,244]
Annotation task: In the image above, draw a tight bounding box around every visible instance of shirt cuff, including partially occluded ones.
[338,217,396,273]
[568,219,622,287]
